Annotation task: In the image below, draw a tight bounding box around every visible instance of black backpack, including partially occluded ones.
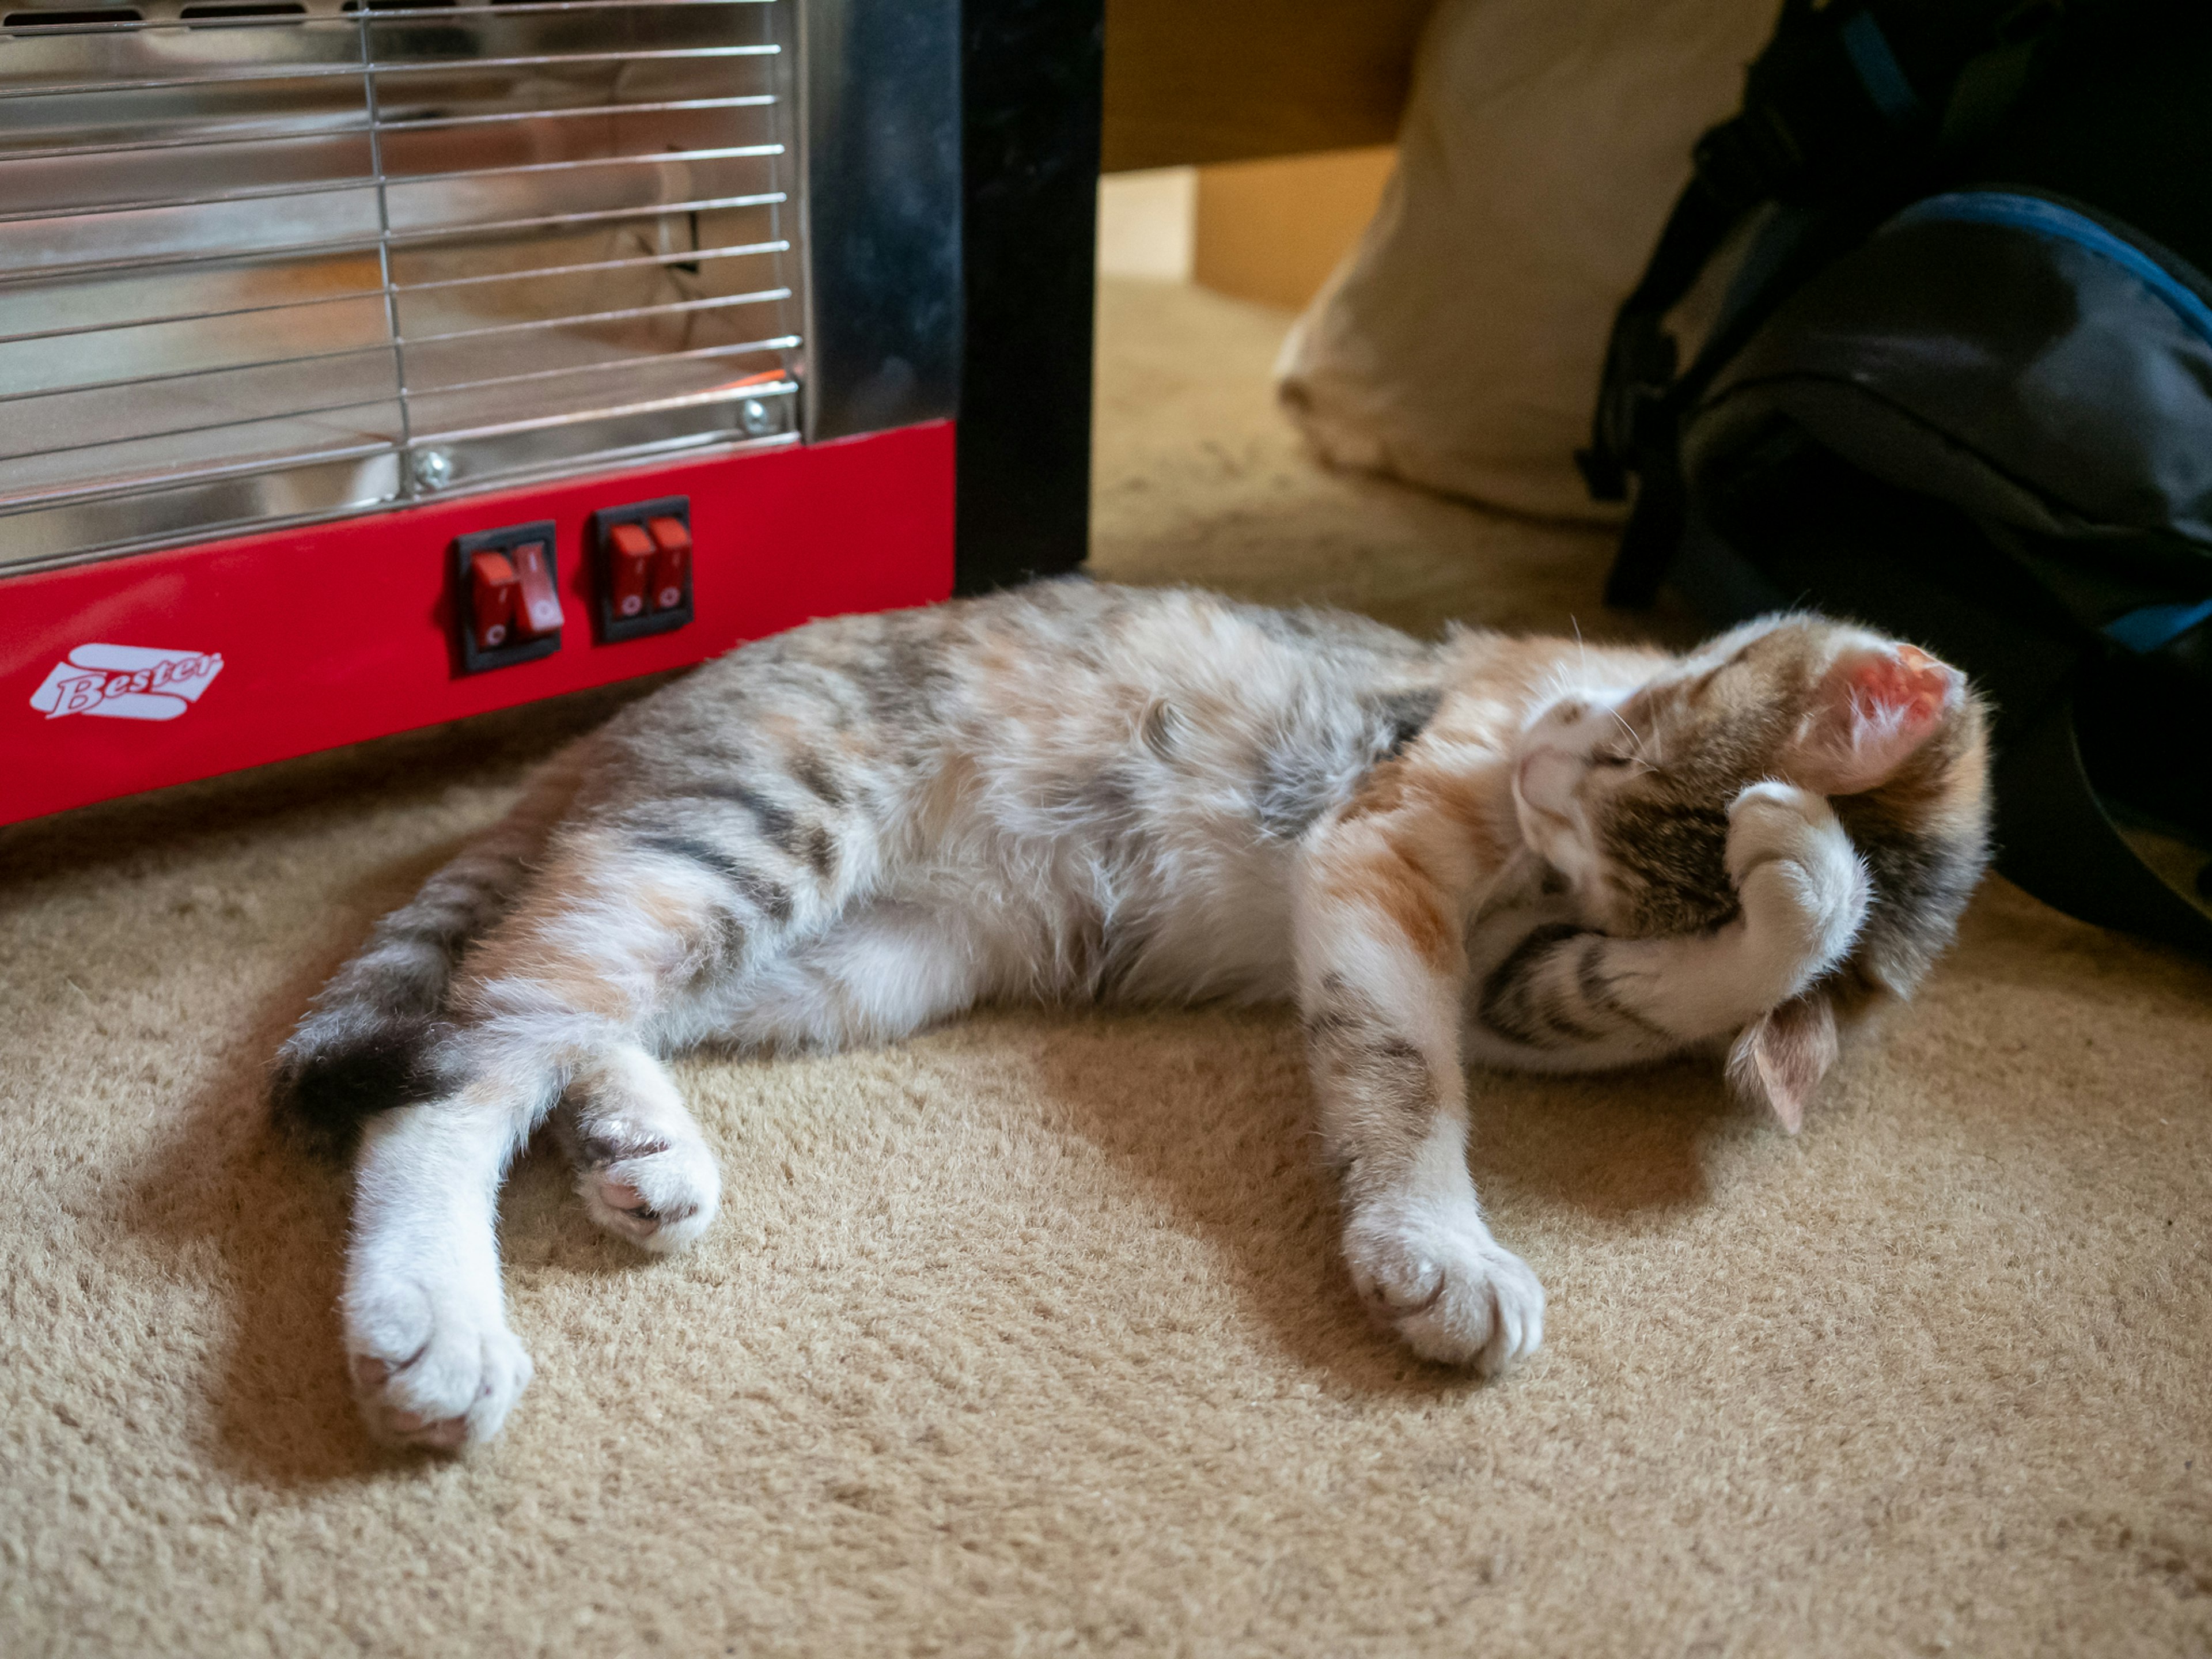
[1583,0,2212,955]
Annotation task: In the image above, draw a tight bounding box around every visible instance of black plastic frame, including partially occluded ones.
[589,495,694,644]
[952,0,1103,595]
[799,1,1099,596]
[451,520,560,675]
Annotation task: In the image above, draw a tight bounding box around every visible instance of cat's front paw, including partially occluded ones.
[1343,1209,1546,1374]
[344,1271,533,1452]
[1726,781,1870,995]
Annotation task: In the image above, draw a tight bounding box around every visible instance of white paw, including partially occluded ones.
[1726,781,1870,991]
[345,1274,533,1452]
[1343,1208,1546,1374]
[573,1120,721,1255]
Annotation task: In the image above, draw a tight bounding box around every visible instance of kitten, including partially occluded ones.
[272,580,1989,1450]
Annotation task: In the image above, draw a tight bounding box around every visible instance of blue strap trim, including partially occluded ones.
[1841,11,1924,124]
[1891,190,2212,347]
[2105,597,2212,654]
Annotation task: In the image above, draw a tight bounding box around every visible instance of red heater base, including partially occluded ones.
[1,421,955,828]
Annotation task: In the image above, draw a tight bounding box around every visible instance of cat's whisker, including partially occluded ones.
[1604,704,1660,771]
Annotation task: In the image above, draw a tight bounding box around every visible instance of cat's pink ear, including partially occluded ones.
[1789,643,1961,797]
[1728,993,1839,1134]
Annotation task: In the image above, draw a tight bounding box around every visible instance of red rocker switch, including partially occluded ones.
[468,551,519,650]
[590,495,694,643]
[646,517,691,612]
[510,541,563,637]
[607,522,655,619]
[453,520,560,673]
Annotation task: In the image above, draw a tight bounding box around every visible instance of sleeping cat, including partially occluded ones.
[274,579,1989,1450]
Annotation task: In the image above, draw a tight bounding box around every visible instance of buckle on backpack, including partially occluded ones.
[1693,111,1804,213]
[1578,312,1677,502]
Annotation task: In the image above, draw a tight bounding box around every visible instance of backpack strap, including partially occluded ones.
[1997,690,2212,955]
[1586,1,2077,605]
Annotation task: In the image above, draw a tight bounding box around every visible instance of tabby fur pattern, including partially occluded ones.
[272,580,1990,1450]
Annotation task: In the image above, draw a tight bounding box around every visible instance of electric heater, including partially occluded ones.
[0,0,1095,826]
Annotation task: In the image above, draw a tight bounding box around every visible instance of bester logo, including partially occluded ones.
[29,643,226,722]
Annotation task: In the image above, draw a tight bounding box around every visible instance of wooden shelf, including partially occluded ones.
[1103,0,1435,172]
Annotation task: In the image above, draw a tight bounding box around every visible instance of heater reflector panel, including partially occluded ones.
[0,0,802,572]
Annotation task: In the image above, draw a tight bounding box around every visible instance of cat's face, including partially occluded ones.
[1512,615,1991,989]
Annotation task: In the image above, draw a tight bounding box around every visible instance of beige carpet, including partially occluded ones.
[5,278,2211,1658]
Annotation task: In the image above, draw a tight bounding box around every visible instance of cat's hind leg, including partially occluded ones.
[546,896,1002,1255]
[551,1043,720,1255]
[346,1078,540,1452]
[345,816,848,1449]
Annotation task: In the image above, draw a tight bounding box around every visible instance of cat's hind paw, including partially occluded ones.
[344,1275,533,1453]
[1344,1211,1546,1375]
[571,1120,721,1255]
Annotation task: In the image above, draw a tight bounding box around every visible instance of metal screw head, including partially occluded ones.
[737,397,777,438]
[410,448,455,491]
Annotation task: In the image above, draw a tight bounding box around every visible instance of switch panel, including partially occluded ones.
[453,520,561,674]
[590,495,694,643]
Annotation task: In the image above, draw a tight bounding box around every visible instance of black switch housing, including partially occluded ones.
[590,495,694,644]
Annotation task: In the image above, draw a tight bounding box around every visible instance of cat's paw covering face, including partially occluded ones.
[1511,619,1978,935]
[1510,616,1990,1122]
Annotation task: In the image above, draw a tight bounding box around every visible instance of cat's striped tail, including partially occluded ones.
[270,747,590,1156]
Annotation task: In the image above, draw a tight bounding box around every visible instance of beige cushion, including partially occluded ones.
[1275,0,1779,522]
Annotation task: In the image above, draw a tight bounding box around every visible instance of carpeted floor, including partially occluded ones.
[5,278,2210,1659]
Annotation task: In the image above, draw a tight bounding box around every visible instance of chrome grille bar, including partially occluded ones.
[0,242,785,343]
[404,287,790,347]
[394,92,775,131]
[407,335,797,410]
[0,46,781,102]
[424,373,793,446]
[0,146,784,226]
[5,96,778,163]
[0,195,786,285]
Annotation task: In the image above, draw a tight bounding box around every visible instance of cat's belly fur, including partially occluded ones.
[593,579,1450,1047]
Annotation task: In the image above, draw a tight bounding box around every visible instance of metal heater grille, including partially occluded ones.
[0,0,802,571]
